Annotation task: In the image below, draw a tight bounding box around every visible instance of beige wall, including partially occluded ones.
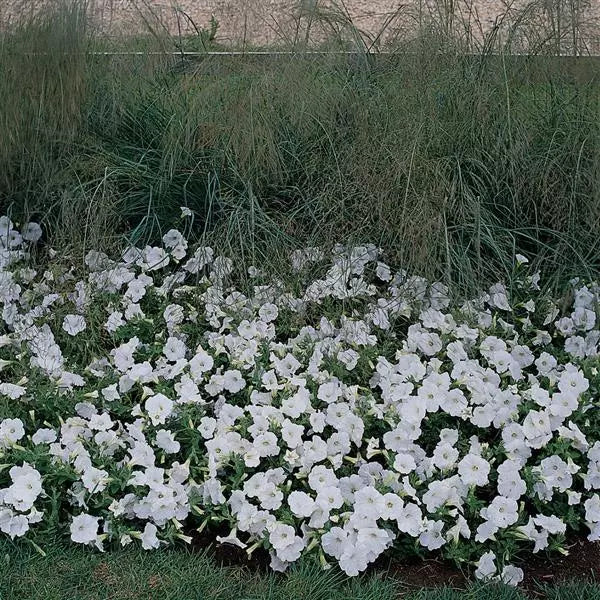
[3,1,600,52]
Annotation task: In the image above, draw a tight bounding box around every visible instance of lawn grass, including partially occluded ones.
[1,539,599,600]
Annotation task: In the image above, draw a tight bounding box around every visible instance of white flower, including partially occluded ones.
[141,522,161,550]
[337,349,360,370]
[393,453,417,474]
[184,247,214,273]
[70,514,99,544]
[21,222,42,242]
[4,464,43,511]
[316,486,344,510]
[269,523,296,550]
[308,466,338,492]
[0,418,25,448]
[4,219,600,579]
[88,413,113,431]
[338,545,369,576]
[81,467,109,494]
[489,285,511,311]
[419,520,446,550]
[324,527,352,559]
[155,429,180,454]
[189,350,214,379]
[223,369,246,393]
[558,367,589,397]
[0,383,26,400]
[101,384,120,402]
[585,495,600,522]
[497,461,526,499]
[376,493,401,521]
[198,417,217,439]
[162,229,187,258]
[533,515,566,535]
[163,337,187,362]
[549,392,578,418]
[145,394,174,426]
[483,496,519,528]
[257,483,283,511]
[272,353,301,378]
[288,491,316,518]
[475,551,497,580]
[259,303,278,322]
[32,428,57,445]
[522,410,552,448]
[354,487,384,520]
[163,304,184,329]
[416,332,443,356]
[105,311,125,333]
[139,246,169,271]
[317,380,342,404]
[254,432,280,457]
[458,454,490,487]
[432,443,459,470]
[0,509,29,539]
[216,529,247,549]
[62,314,87,336]
[500,565,524,586]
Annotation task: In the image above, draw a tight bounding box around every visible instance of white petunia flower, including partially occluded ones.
[155,429,181,454]
[0,418,25,448]
[62,314,87,336]
[141,522,161,550]
[0,383,26,400]
[458,454,490,487]
[70,514,99,544]
[145,394,174,426]
[501,565,524,586]
[475,551,497,580]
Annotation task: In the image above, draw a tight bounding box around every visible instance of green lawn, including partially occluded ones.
[0,540,598,600]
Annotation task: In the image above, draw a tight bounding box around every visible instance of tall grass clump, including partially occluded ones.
[0,0,112,253]
[0,2,88,197]
[1,0,599,292]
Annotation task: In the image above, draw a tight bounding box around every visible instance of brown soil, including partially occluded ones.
[520,536,600,594]
[191,526,600,598]
[192,524,271,572]
[379,554,469,591]
[379,537,600,596]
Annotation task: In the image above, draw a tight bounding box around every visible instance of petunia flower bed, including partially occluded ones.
[1,214,600,586]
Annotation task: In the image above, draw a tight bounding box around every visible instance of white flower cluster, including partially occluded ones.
[1,215,600,585]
